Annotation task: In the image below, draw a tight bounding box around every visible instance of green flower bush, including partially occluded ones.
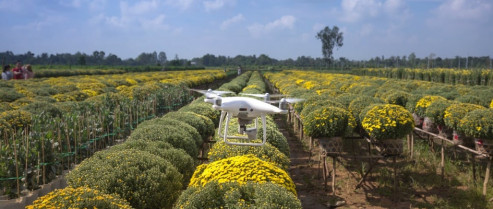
[362,104,414,140]
[414,95,447,117]
[208,140,290,170]
[303,106,355,138]
[109,140,196,182]
[189,154,296,195]
[174,181,301,209]
[164,111,215,142]
[20,101,62,118]
[348,96,384,125]
[444,103,485,130]
[382,90,411,107]
[127,122,198,157]
[139,117,202,147]
[298,96,343,118]
[459,109,493,139]
[180,102,220,125]
[26,187,133,209]
[424,99,455,126]
[66,149,182,209]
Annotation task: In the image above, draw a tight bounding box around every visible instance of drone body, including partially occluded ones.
[190,89,302,146]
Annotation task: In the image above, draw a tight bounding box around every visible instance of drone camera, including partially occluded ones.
[214,97,222,106]
[279,99,288,111]
[245,128,257,140]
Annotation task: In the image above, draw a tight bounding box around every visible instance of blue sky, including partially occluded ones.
[1,0,492,60]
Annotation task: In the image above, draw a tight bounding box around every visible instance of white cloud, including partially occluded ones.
[340,0,381,22]
[360,24,373,36]
[248,15,296,38]
[89,0,106,11]
[204,0,235,12]
[166,0,194,10]
[339,0,410,23]
[221,14,244,30]
[121,0,159,16]
[140,14,169,30]
[434,0,492,20]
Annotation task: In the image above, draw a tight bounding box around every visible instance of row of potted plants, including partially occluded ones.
[27,72,225,208]
[175,71,302,208]
[264,70,493,155]
[1,70,226,200]
[352,68,493,86]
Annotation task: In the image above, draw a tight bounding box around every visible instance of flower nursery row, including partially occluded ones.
[28,71,301,208]
[27,71,235,209]
[264,70,493,155]
[0,70,226,199]
[175,71,302,209]
[352,68,493,86]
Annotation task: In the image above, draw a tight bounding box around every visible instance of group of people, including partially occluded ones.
[2,61,34,80]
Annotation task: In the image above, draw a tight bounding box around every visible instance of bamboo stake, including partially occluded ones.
[13,132,20,197]
[441,139,445,181]
[332,156,336,195]
[483,157,492,196]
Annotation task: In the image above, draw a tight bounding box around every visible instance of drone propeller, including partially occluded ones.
[190,89,233,98]
[268,98,304,104]
[239,93,287,98]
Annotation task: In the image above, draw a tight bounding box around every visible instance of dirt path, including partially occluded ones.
[275,115,330,208]
[274,115,411,209]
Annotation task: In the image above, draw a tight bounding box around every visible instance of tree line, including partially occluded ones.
[1,50,491,69]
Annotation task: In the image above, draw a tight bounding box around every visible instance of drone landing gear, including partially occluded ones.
[218,111,267,146]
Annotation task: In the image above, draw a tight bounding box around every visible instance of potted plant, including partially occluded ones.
[303,106,355,154]
[362,104,414,155]
[415,95,447,133]
[424,99,455,139]
[458,108,493,155]
[443,103,485,146]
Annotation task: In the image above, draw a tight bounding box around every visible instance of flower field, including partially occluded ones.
[25,70,302,209]
[0,69,226,200]
[265,70,493,144]
[353,67,493,86]
[264,70,493,207]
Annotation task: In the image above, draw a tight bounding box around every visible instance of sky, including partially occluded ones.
[0,0,492,61]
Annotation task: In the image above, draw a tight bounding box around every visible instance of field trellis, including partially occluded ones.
[264,70,493,207]
[0,70,227,200]
[352,68,493,86]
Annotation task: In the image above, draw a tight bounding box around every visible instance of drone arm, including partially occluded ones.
[217,111,226,137]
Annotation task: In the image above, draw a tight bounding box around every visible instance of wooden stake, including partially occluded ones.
[472,153,476,182]
[411,134,414,159]
[332,156,336,195]
[483,157,492,196]
[441,139,445,181]
[393,156,398,202]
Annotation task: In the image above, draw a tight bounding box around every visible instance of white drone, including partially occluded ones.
[191,89,302,146]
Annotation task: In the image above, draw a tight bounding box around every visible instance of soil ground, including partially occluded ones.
[274,115,413,209]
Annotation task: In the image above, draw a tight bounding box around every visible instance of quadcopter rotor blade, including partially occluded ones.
[212,90,234,96]
[239,93,265,98]
[285,98,304,103]
[268,94,288,98]
[268,98,304,104]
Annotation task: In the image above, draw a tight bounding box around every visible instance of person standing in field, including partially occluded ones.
[23,64,34,79]
[12,60,23,79]
[2,64,13,80]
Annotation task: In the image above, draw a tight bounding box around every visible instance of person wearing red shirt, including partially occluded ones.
[12,61,23,80]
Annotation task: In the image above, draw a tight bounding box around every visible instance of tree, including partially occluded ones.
[158,51,167,66]
[316,26,343,64]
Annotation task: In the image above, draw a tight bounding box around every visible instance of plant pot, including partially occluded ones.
[452,130,465,145]
[317,137,343,154]
[377,139,403,156]
[475,139,493,156]
[437,125,453,139]
[422,117,438,133]
[413,113,423,128]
